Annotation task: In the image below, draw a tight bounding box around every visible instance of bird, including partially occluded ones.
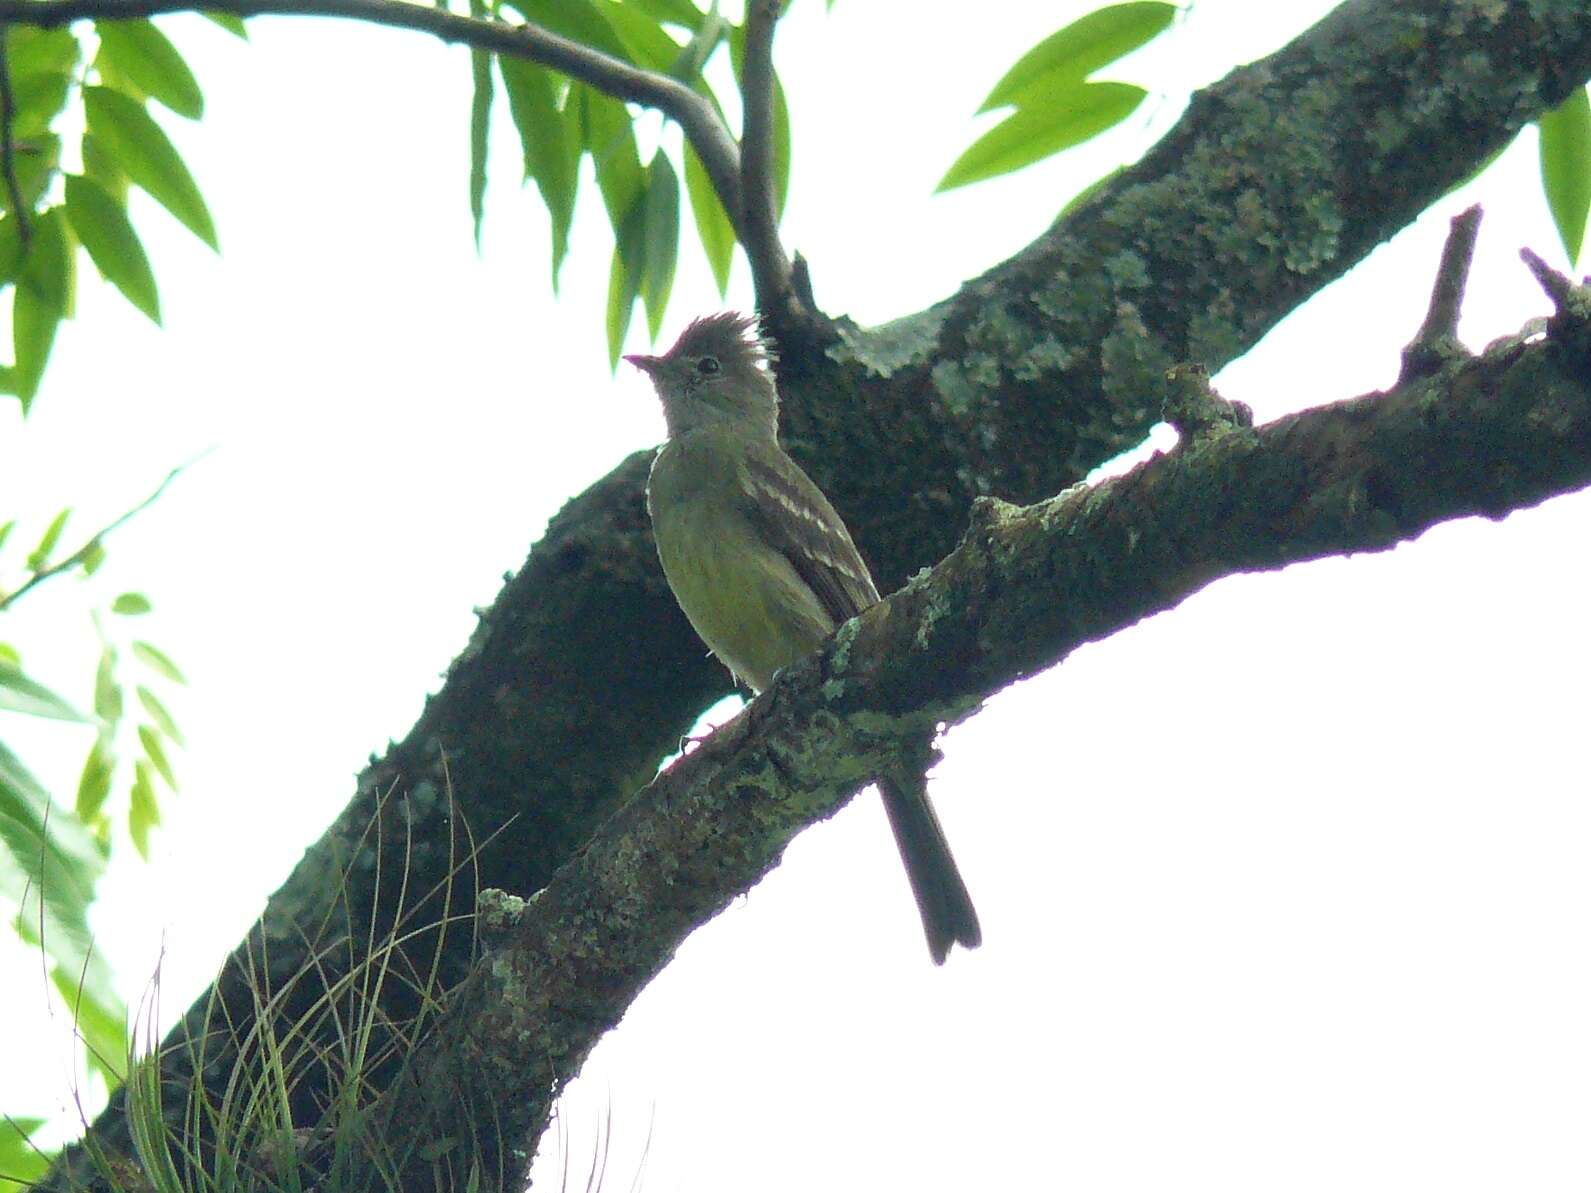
[627,312,980,964]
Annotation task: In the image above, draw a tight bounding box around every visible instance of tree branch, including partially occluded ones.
[378,265,1591,1186]
[1399,203,1484,382]
[0,0,747,231]
[739,0,795,319]
[0,23,30,245]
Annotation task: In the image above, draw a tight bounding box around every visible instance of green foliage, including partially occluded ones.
[94,19,205,120]
[65,174,162,324]
[940,82,1147,191]
[978,1,1174,111]
[0,1117,48,1193]
[641,150,679,338]
[0,662,86,721]
[940,1,1173,192]
[684,139,734,294]
[0,18,216,408]
[1539,85,1590,266]
[83,86,217,250]
[499,56,580,285]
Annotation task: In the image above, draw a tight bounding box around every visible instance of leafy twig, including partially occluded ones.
[0,457,200,612]
[0,0,747,236]
[740,0,795,316]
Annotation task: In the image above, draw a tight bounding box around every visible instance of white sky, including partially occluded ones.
[2,1,1589,1190]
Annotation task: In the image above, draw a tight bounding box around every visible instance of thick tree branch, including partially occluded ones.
[378,273,1591,1186]
[739,0,796,319]
[0,0,747,231]
[45,1,1591,1187]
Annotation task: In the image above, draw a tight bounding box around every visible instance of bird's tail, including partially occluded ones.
[879,771,981,965]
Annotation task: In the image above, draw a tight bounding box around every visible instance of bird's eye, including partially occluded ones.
[696,356,721,376]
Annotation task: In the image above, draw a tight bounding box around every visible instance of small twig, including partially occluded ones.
[1520,246,1576,311]
[1162,362,1252,439]
[0,22,29,245]
[739,0,796,317]
[0,0,747,234]
[0,456,201,612]
[1398,203,1483,383]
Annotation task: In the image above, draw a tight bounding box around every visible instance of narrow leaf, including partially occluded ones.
[17,205,71,311]
[25,507,70,571]
[138,724,176,790]
[605,205,645,367]
[1539,85,1590,266]
[65,174,161,324]
[595,0,683,72]
[136,685,184,746]
[202,11,249,38]
[111,591,152,614]
[498,57,579,285]
[128,759,158,857]
[94,647,122,723]
[938,81,1147,191]
[684,139,735,294]
[0,1117,50,1192]
[11,71,71,138]
[79,538,107,574]
[980,2,1175,111]
[9,284,60,412]
[508,0,627,59]
[75,738,115,821]
[641,152,679,338]
[131,640,186,684]
[579,86,644,233]
[772,71,791,216]
[94,20,204,120]
[469,48,492,249]
[8,27,79,79]
[83,85,217,249]
[0,663,88,721]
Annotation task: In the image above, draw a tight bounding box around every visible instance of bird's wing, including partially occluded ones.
[737,440,882,626]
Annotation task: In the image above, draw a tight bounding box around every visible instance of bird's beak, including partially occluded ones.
[623,353,662,376]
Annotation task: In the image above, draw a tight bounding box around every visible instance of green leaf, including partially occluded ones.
[128,759,158,857]
[25,507,69,571]
[468,50,492,250]
[11,71,72,139]
[938,81,1147,191]
[0,1116,50,1192]
[8,27,80,79]
[51,963,127,1088]
[508,0,627,60]
[11,133,63,214]
[81,131,129,203]
[0,519,13,552]
[1539,85,1590,266]
[94,647,122,723]
[131,640,185,684]
[0,217,19,286]
[65,174,161,324]
[980,2,1175,111]
[74,738,114,822]
[111,591,152,614]
[667,7,727,80]
[136,685,184,746]
[94,20,204,120]
[626,0,705,30]
[595,0,683,72]
[771,71,790,217]
[641,151,679,338]
[8,285,60,413]
[17,205,71,312]
[578,86,644,232]
[498,57,580,285]
[202,11,249,38]
[0,740,111,1003]
[79,538,107,575]
[684,139,735,294]
[0,663,88,722]
[137,724,175,790]
[605,204,645,367]
[83,85,217,249]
